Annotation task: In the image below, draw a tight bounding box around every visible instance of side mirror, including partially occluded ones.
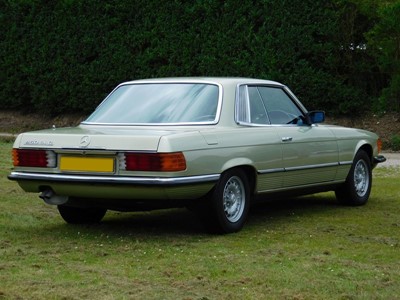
[307,111,325,124]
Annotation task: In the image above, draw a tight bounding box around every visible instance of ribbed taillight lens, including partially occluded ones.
[12,149,56,168]
[119,152,186,172]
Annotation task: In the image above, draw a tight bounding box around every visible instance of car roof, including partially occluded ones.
[119,77,284,87]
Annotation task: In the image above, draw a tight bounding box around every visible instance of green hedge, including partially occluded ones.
[0,0,388,116]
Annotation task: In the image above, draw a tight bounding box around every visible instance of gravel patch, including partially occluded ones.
[379,152,400,168]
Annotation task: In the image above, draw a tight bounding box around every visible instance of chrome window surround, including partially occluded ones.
[235,83,308,127]
[82,80,224,126]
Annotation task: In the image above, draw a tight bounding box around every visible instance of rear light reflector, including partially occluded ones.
[119,152,186,172]
[12,149,56,168]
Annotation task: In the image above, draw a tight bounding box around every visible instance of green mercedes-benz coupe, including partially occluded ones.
[8,78,386,233]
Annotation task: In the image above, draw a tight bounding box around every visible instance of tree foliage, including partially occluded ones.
[367,2,400,111]
[0,0,399,116]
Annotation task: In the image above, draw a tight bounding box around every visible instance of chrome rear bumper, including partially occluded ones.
[8,171,220,186]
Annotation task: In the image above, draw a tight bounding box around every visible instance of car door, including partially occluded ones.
[250,85,339,188]
[234,84,284,192]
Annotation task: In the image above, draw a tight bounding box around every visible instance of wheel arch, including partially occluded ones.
[355,142,373,163]
[220,162,257,197]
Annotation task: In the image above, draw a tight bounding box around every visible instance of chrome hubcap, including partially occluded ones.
[223,176,245,222]
[354,159,369,197]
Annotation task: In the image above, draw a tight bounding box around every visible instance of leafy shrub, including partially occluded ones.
[391,135,400,151]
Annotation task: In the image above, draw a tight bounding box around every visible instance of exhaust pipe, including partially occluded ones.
[39,189,68,205]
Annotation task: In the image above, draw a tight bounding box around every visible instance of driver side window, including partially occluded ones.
[246,86,304,125]
[258,86,304,124]
[236,85,305,125]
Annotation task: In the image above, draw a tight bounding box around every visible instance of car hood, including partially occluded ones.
[15,125,188,151]
[322,124,378,139]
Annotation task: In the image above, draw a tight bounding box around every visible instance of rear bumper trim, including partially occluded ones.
[8,171,220,186]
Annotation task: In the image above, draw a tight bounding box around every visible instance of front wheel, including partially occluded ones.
[335,150,372,206]
[208,169,251,234]
[58,205,107,224]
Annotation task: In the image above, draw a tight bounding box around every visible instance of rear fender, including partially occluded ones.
[221,158,254,173]
[219,159,257,196]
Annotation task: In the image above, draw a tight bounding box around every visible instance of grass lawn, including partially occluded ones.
[1,140,399,299]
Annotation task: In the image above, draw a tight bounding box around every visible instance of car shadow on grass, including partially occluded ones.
[27,209,206,241]
[251,193,339,215]
[246,193,343,228]
[43,193,344,237]
[100,208,207,236]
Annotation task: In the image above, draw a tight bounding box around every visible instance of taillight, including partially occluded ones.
[119,152,186,172]
[12,149,56,168]
[377,138,383,154]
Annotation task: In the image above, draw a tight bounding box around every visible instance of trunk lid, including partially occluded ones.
[16,125,180,151]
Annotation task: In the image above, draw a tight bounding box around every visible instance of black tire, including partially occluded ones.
[207,169,251,234]
[57,205,107,224]
[335,150,372,206]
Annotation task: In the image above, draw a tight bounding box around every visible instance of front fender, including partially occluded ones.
[354,140,374,161]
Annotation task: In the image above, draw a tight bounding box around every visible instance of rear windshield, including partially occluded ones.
[84,83,220,125]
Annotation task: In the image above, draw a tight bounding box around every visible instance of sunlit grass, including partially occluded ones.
[1,141,399,299]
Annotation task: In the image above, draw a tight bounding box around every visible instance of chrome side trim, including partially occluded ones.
[258,162,339,174]
[8,172,220,186]
[257,179,346,194]
[339,161,353,166]
[285,162,339,172]
[258,168,285,175]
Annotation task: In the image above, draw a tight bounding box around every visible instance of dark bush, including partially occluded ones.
[0,0,389,116]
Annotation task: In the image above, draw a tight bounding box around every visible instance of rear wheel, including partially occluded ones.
[57,205,107,224]
[335,150,372,206]
[207,169,250,234]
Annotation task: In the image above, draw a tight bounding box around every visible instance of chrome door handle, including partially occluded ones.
[282,137,293,142]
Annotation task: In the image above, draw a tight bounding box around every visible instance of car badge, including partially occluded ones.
[80,135,91,147]
[24,140,53,146]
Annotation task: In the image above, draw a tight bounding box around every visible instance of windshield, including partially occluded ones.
[84,83,220,124]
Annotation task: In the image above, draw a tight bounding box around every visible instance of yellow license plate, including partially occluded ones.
[60,156,114,173]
